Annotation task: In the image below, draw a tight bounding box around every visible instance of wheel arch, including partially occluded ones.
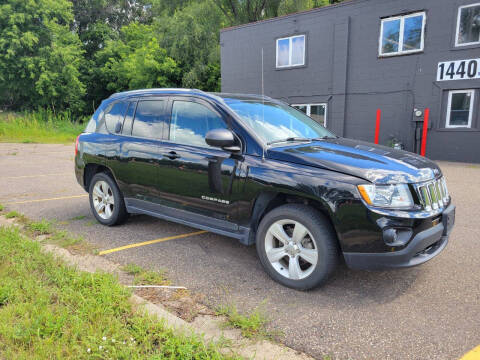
[83,163,116,191]
[249,191,340,247]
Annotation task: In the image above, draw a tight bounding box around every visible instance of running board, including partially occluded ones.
[125,198,252,245]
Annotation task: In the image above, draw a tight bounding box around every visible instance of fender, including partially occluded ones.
[234,155,365,249]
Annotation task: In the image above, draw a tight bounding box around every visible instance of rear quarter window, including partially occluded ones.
[84,117,96,133]
[105,101,128,133]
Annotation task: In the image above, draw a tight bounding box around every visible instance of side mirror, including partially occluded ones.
[205,128,240,152]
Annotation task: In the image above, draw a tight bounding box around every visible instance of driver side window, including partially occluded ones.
[169,101,227,147]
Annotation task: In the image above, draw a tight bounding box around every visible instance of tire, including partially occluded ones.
[89,172,128,226]
[256,204,338,290]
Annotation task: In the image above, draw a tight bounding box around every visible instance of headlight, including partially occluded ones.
[357,184,413,209]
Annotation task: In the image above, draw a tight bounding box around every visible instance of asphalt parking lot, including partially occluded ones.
[1,142,479,360]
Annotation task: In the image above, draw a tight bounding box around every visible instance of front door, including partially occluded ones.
[158,98,239,223]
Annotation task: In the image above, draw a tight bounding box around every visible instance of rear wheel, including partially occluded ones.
[256,204,338,290]
[89,172,128,226]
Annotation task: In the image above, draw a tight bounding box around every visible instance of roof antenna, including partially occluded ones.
[261,47,266,162]
[261,48,265,116]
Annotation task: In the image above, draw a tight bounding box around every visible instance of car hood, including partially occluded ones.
[266,138,441,184]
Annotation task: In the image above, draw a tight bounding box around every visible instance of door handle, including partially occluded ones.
[163,151,181,160]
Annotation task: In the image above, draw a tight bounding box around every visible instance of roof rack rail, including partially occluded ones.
[108,88,208,99]
[211,92,274,101]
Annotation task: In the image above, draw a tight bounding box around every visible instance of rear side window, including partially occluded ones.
[170,101,227,147]
[105,101,128,133]
[131,100,166,139]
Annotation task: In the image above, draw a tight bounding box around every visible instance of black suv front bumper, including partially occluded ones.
[344,204,455,270]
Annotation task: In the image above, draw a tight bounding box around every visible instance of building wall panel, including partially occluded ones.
[220,0,480,162]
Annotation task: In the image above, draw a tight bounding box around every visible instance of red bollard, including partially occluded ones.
[420,108,430,157]
[374,109,381,144]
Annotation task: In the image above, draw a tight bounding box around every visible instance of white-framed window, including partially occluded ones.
[446,90,475,128]
[379,12,426,56]
[291,104,327,127]
[276,34,305,68]
[455,3,480,47]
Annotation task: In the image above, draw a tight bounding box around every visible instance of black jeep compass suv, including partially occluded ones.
[75,89,455,290]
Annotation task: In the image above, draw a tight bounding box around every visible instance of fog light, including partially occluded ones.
[383,228,412,247]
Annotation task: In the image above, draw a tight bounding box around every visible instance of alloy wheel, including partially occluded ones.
[264,219,318,280]
[92,180,115,220]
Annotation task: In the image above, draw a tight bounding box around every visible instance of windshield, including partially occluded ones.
[224,99,335,145]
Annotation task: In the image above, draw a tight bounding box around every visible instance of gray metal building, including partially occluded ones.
[220,0,480,163]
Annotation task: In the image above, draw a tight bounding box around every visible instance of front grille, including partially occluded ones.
[414,177,449,211]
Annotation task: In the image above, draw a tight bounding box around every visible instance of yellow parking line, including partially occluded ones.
[0,172,70,180]
[5,194,88,205]
[98,230,208,255]
[460,345,480,360]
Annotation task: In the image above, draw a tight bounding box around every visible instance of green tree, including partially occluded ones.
[277,0,330,16]
[71,0,152,111]
[154,0,225,91]
[0,0,86,113]
[212,0,334,25]
[97,23,180,92]
[212,0,279,25]
[71,0,150,58]
[149,0,196,16]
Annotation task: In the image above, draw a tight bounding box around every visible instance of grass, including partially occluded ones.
[216,303,273,340]
[0,204,4,212]
[122,264,171,286]
[26,219,53,235]
[34,222,94,254]
[0,226,238,359]
[5,211,20,219]
[0,110,85,144]
[48,229,82,246]
[6,214,95,255]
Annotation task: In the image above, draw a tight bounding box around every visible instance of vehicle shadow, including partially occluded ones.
[318,262,423,306]
[202,236,423,311]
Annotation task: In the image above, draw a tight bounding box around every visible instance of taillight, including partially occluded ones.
[75,135,80,156]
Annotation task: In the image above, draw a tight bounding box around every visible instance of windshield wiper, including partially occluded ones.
[267,137,312,146]
[313,135,338,140]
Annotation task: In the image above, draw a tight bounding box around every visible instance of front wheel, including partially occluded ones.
[89,172,128,226]
[256,204,338,290]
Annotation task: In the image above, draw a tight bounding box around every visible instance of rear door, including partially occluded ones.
[114,97,169,207]
[106,100,135,196]
[158,97,239,223]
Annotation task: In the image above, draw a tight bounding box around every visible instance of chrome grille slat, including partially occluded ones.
[435,181,443,208]
[414,176,449,211]
[438,180,445,200]
[441,178,449,203]
[428,183,438,209]
[419,185,431,210]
